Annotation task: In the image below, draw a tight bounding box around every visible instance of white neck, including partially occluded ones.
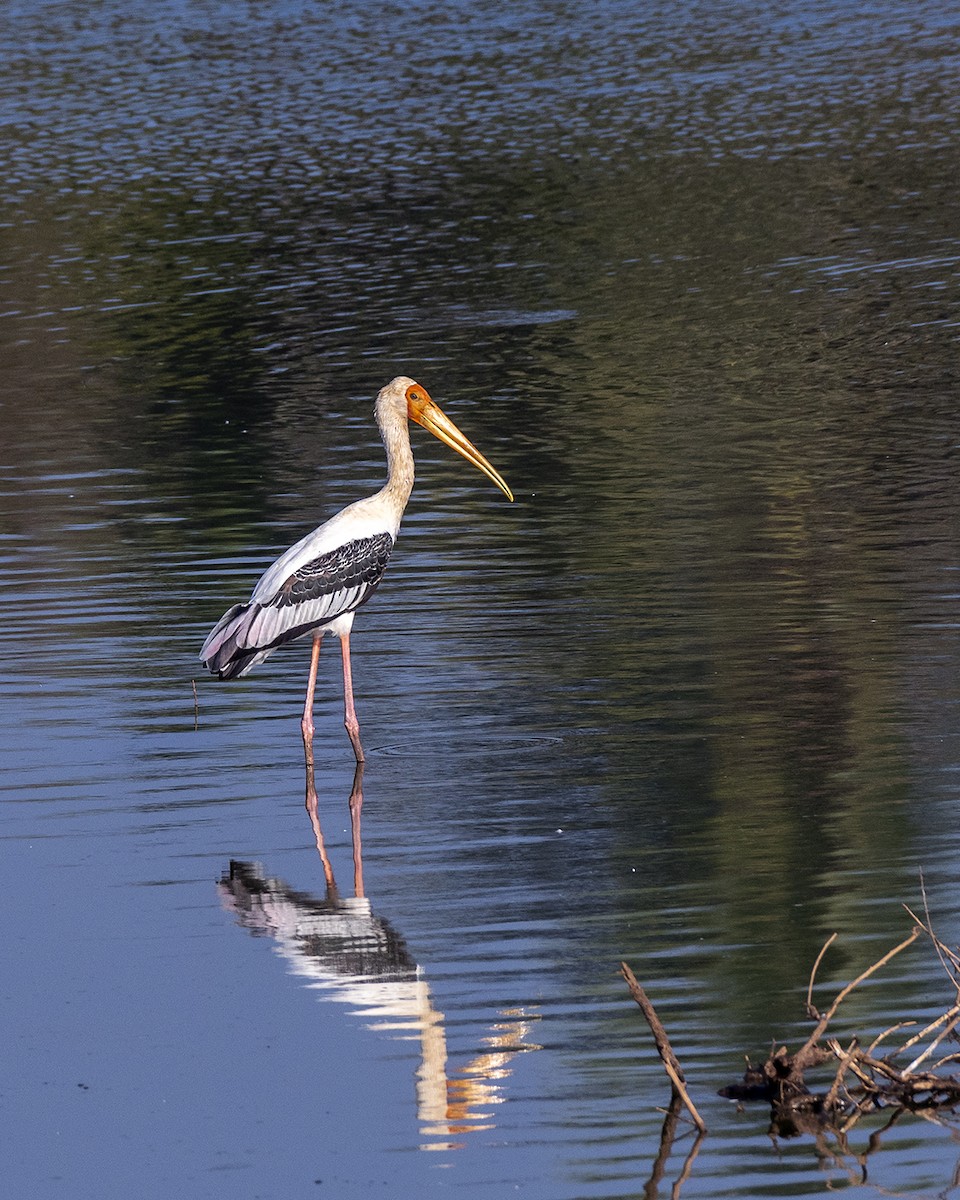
[375,401,415,522]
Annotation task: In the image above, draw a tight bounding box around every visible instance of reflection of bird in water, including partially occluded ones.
[218,862,540,1150]
[199,377,512,761]
[219,859,415,992]
[218,771,540,1152]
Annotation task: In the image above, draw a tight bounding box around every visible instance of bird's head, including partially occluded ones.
[380,376,513,501]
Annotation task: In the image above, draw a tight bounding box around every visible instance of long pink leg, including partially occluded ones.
[340,631,365,763]
[301,632,323,745]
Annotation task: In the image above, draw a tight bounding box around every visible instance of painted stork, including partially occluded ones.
[199,376,513,761]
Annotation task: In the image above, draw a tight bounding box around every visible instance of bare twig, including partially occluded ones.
[826,1039,877,1094]
[857,1052,907,1086]
[898,1005,960,1056]
[867,1020,916,1055]
[905,878,960,984]
[621,962,708,1134]
[807,933,838,1018]
[795,926,921,1069]
[824,1038,859,1111]
[904,1005,960,1075]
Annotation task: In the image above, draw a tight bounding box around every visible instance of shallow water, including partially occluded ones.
[4,2,960,1196]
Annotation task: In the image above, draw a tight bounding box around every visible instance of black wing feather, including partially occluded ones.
[200,533,395,680]
[273,533,393,609]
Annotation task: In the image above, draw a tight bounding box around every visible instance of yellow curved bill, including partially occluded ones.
[408,390,514,502]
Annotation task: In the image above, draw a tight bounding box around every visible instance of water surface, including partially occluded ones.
[3,2,960,1196]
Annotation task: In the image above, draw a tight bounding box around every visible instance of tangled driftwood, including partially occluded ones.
[720,907,960,1131]
[623,892,960,1165]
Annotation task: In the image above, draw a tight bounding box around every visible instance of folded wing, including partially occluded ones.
[200,533,394,679]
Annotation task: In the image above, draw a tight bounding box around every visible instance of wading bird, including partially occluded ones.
[199,376,513,761]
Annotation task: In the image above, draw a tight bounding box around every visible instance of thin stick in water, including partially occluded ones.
[620,962,707,1134]
[806,932,838,1018]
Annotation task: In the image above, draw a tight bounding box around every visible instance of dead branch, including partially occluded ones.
[824,1038,859,1111]
[857,1051,909,1086]
[866,1020,916,1055]
[903,1005,960,1075]
[806,932,838,1019]
[904,899,960,988]
[621,962,708,1134]
[794,925,921,1071]
[721,913,960,1138]
[899,1007,959,1056]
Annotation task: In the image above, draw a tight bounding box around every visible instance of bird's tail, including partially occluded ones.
[199,602,273,680]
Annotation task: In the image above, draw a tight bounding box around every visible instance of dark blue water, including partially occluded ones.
[4,2,960,1196]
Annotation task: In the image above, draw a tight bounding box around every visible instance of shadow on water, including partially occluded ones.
[217,763,542,1154]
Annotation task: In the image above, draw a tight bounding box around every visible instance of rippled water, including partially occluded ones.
[4,1,960,1197]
